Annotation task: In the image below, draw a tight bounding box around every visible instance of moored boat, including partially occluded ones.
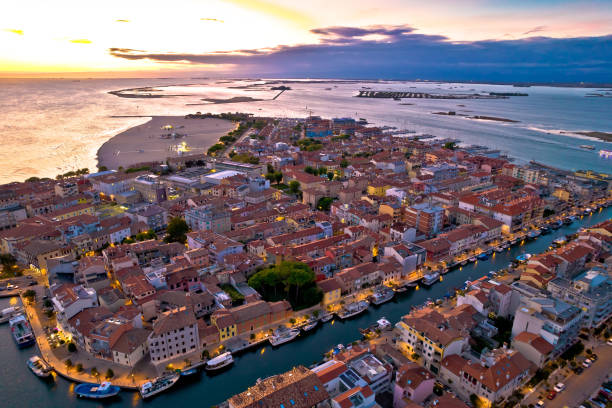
[301,319,318,332]
[494,246,503,253]
[205,352,234,371]
[9,314,35,348]
[421,272,440,286]
[468,257,477,263]
[269,327,300,346]
[319,313,333,323]
[75,382,121,399]
[460,260,468,266]
[369,286,394,305]
[336,301,369,320]
[27,355,52,378]
[376,317,392,331]
[476,253,489,261]
[180,367,199,376]
[139,373,180,399]
[0,306,23,324]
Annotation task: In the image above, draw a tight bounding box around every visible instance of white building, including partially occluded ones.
[51,283,98,331]
[148,307,199,364]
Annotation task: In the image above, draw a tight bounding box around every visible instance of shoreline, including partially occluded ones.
[96,115,235,170]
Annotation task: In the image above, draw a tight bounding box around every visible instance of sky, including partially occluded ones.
[1,0,611,82]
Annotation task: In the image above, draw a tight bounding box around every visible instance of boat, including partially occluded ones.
[515,253,531,263]
[336,301,369,320]
[269,327,300,346]
[486,249,493,255]
[9,314,35,348]
[527,230,540,239]
[139,373,180,399]
[369,286,394,305]
[376,317,392,331]
[27,356,52,378]
[552,236,567,247]
[563,217,573,225]
[476,253,489,261]
[468,257,477,263]
[319,313,333,323]
[180,367,199,376]
[75,382,121,399]
[205,352,234,371]
[460,260,468,266]
[0,306,22,324]
[580,145,595,150]
[421,272,440,286]
[494,246,503,253]
[393,284,409,293]
[551,220,563,229]
[301,319,318,332]
[540,226,551,235]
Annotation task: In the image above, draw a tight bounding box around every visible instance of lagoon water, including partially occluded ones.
[0,78,611,184]
[1,207,610,408]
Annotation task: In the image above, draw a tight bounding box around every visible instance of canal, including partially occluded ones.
[0,207,609,408]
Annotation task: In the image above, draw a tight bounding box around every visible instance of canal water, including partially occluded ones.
[1,207,609,408]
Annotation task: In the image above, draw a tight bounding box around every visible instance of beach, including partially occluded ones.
[96,116,235,169]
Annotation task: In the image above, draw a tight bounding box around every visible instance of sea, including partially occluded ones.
[0,77,611,184]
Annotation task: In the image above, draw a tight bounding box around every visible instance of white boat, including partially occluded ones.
[205,352,234,371]
[27,355,52,378]
[376,317,392,331]
[494,246,503,253]
[0,306,22,324]
[319,313,333,323]
[337,301,369,320]
[269,328,300,346]
[369,287,394,305]
[580,145,595,150]
[139,373,180,399]
[9,314,35,348]
[468,257,477,263]
[301,319,318,332]
[421,272,440,286]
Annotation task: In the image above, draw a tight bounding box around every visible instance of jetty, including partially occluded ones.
[355,91,506,100]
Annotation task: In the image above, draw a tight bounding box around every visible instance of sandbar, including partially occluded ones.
[97,116,235,170]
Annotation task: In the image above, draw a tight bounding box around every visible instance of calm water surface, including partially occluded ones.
[1,207,609,408]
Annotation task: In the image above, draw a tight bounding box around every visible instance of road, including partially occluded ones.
[523,342,612,407]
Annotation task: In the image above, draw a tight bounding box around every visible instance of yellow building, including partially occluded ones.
[553,188,571,202]
[48,203,95,221]
[367,182,390,197]
[317,278,342,307]
[211,312,237,342]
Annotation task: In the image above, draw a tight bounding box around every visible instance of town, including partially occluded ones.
[1,113,611,408]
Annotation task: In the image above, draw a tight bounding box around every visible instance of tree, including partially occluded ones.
[286,267,313,301]
[304,166,315,174]
[23,289,36,302]
[289,181,301,195]
[165,217,189,244]
[316,197,334,212]
[91,367,99,378]
[274,172,283,185]
[98,166,108,172]
[76,363,83,372]
[327,172,334,181]
[65,359,73,371]
[0,253,17,270]
[105,369,114,379]
[340,159,349,168]
[443,141,456,150]
[67,342,77,352]
[202,349,210,359]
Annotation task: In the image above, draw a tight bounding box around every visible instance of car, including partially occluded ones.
[573,366,584,374]
[554,383,566,392]
[27,281,37,286]
[6,284,17,290]
[607,339,612,346]
[583,358,593,368]
[590,353,598,361]
[536,400,545,407]
[547,391,557,400]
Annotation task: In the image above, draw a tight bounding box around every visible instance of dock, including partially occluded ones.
[355,91,506,100]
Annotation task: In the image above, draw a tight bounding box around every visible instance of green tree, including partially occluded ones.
[289,181,300,195]
[91,367,99,378]
[316,197,334,212]
[443,141,456,150]
[304,166,315,175]
[23,289,36,302]
[65,359,73,371]
[105,368,114,379]
[67,342,77,352]
[76,363,83,372]
[327,172,334,181]
[340,159,349,168]
[98,166,108,172]
[0,253,17,270]
[274,172,283,185]
[165,217,189,244]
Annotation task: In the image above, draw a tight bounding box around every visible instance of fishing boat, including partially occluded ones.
[421,272,440,286]
[476,253,489,261]
[580,145,595,150]
[205,352,234,371]
[9,314,35,348]
[269,327,300,346]
[75,382,121,399]
[27,356,52,378]
[301,319,318,332]
[336,301,369,320]
[369,286,394,305]
[0,306,23,324]
[319,313,333,323]
[393,284,409,293]
[139,373,180,399]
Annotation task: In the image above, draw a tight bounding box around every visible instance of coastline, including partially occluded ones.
[96,116,235,170]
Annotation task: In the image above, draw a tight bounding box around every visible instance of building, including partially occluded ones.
[332,386,376,408]
[511,297,582,357]
[511,332,554,368]
[317,278,342,307]
[129,204,168,231]
[185,204,231,233]
[228,365,329,408]
[404,202,444,237]
[547,269,612,328]
[393,363,435,407]
[51,283,99,331]
[132,174,167,203]
[148,307,199,363]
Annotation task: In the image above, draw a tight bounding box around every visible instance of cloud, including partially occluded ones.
[108,24,612,83]
[116,19,130,23]
[3,28,24,35]
[201,18,224,23]
[523,25,547,35]
[70,39,92,44]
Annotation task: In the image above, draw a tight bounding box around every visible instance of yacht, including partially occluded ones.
[336,301,369,320]
[75,382,121,399]
[27,356,52,378]
[205,352,234,371]
[269,327,300,346]
[9,314,35,348]
[476,253,489,261]
[139,373,180,399]
[0,306,23,324]
[369,287,394,305]
[494,246,504,253]
[376,317,392,331]
[422,272,440,286]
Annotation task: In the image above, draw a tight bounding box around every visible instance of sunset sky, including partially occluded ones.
[1,0,611,81]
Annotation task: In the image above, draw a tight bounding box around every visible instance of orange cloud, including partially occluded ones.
[70,39,92,44]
